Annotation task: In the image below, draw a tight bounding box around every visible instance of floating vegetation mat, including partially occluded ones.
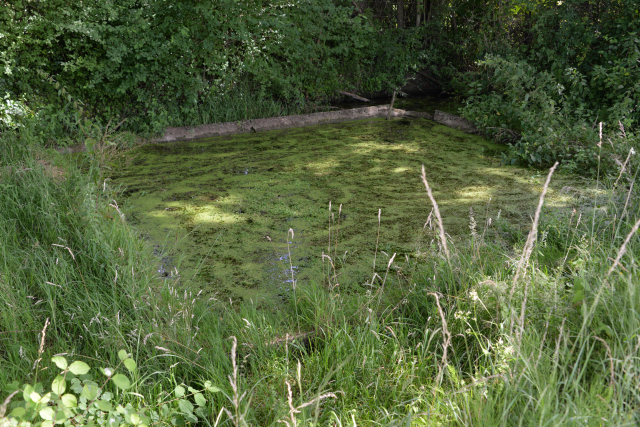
[112,118,591,302]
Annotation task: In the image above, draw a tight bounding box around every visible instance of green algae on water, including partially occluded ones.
[111,118,589,302]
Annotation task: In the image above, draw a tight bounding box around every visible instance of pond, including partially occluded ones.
[112,117,586,303]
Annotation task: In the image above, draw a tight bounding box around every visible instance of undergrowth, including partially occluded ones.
[1,124,639,426]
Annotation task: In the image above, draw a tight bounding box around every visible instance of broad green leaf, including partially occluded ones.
[95,400,113,412]
[130,413,141,425]
[171,415,186,426]
[107,416,119,427]
[185,413,198,424]
[70,378,83,394]
[174,385,185,398]
[194,393,206,407]
[55,408,69,423]
[178,399,193,414]
[118,350,129,361]
[5,381,19,393]
[52,375,66,395]
[61,394,78,408]
[61,407,74,420]
[123,358,137,373]
[81,382,100,401]
[122,404,135,419]
[41,421,54,427]
[51,356,68,370]
[111,374,131,390]
[29,391,42,403]
[9,407,26,418]
[68,361,90,375]
[40,407,55,421]
[140,414,151,425]
[204,381,221,393]
[161,404,170,417]
[23,384,35,402]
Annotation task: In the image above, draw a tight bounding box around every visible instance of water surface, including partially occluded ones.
[112,117,585,302]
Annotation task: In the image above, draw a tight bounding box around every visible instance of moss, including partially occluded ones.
[112,118,591,301]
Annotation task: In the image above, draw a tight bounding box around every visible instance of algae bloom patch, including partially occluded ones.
[112,118,586,302]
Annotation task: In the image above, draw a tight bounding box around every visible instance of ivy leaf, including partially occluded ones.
[51,356,68,370]
[111,374,131,390]
[69,361,90,375]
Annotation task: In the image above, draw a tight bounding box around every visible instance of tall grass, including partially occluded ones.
[0,129,159,385]
[164,83,309,129]
[1,123,639,425]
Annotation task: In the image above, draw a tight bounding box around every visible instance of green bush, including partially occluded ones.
[456,0,640,173]
[1,351,220,427]
[462,55,638,174]
[1,0,422,133]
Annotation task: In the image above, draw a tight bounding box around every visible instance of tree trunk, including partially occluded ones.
[397,0,404,28]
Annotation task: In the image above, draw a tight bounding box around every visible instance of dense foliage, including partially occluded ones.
[453,0,640,172]
[0,0,421,134]
[2,0,638,171]
[2,2,640,423]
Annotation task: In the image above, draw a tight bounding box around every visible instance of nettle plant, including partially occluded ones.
[0,351,216,427]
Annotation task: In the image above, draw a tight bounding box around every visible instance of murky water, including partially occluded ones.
[112,117,586,303]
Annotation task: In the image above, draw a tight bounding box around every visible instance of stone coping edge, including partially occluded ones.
[154,106,477,143]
